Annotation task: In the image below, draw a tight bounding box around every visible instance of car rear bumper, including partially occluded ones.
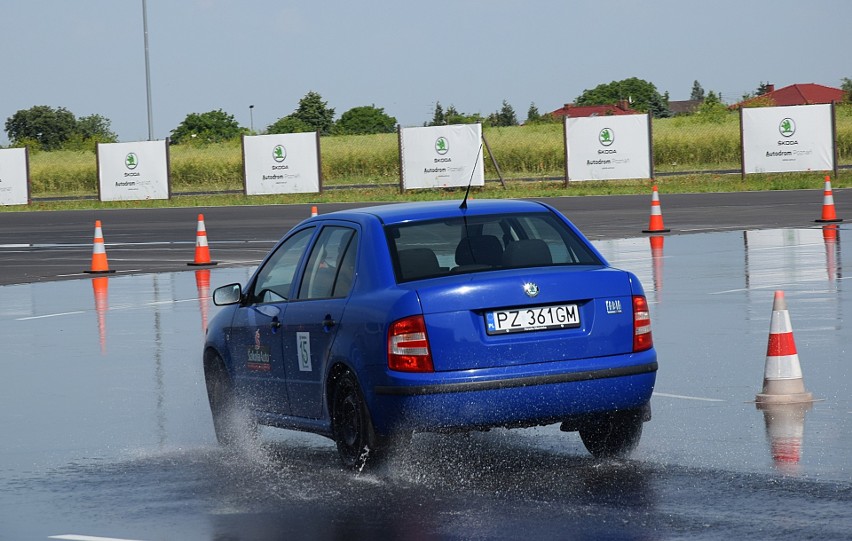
[366,352,657,434]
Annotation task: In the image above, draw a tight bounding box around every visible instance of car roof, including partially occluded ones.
[322,199,552,226]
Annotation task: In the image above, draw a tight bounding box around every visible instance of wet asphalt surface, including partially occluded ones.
[0,191,850,540]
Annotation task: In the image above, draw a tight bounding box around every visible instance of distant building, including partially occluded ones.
[667,99,703,116]
[733,83,844,108]
[550,99,639,118]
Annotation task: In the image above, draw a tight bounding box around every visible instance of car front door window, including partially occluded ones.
[250,227,315,304]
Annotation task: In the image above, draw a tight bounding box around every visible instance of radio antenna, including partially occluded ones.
[460,142,483,210]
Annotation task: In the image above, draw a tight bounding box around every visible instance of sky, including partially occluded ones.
[1,0,850,145]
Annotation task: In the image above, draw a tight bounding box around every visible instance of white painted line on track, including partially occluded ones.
[17,311,86,320]
[676,226,745,232]
[49,535,148,541]
[653,392,725,402]
[15,298,200,321]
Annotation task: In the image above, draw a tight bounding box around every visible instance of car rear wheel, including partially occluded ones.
[331,369,383,470]
[204,353,257,446]
[579,409,643,458]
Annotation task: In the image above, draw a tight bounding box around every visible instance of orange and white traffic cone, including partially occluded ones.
[642,185,671,233]
[85,220,116,274]
[188,214,218,266]
[311,205,318,217]
[755,291,815,405]
[815,176,842,223]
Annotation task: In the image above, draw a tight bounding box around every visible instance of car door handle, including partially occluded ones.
[271,317,281,330]
[322,315,336,330]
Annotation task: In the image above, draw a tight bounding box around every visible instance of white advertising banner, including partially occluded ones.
[742,104,834,174]
[400,124,484,190]
[565,115,652,181]
[243,132,321,195]
[0,147,30,206]
[97,140,170,201]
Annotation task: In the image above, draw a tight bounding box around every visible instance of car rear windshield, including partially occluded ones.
[386,212,602,282]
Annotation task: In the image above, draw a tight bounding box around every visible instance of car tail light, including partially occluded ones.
[388,315,434,372]
[633,295,653,352]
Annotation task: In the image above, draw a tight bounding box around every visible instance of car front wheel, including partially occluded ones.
[579,409,644,458]
[204,352,257,446]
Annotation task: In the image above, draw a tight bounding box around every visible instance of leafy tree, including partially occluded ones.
[267,115,312,134]
[290,91,335,135]
[575,77,671,118]
[170,109,243,144]
[76,114,117,142]
[526,102,541,123]
[486,100,518,127]
[841,77,852,103]
[444,105,482,125]
[756,81,773,96]
[334,105,396,135]
[690,80,705,101]
[693,90,731,122]
[5,105,77,150]
[429,102,446,126]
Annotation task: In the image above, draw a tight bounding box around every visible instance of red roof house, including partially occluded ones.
[735,83,844,108]
[551,99,639,118]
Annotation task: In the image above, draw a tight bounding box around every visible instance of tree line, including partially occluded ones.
[7,78,852,150]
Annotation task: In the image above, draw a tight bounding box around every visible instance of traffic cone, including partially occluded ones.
[642,185,671,233]
[188,214,218,266]
[85,220,116,274]
[755,291,815,405]
[815,176,842,223]
[311,205,318,217]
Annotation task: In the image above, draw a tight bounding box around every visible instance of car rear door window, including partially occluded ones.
[297,226,357,300]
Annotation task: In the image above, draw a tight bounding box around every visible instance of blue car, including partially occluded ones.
[203,199,657,468]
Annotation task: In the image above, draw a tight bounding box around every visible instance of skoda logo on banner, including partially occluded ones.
[273,145,287,162]
[779,118,796,138]
[435,137,449,155]
[125,153,138,170]
[599,128,614,147]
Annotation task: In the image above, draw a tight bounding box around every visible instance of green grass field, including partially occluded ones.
[9,108,852,212]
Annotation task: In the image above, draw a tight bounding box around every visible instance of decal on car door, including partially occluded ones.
[297,331,312,371]
[247,328,272,371]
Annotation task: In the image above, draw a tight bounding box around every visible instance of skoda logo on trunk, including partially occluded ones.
[523,282,539,298]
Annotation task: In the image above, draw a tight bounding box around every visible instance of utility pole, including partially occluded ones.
[142,0,154,140]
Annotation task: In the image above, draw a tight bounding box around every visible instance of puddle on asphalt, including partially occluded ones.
[0,227,849,481]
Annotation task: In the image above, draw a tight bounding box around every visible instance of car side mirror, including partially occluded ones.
[213,283,242,306]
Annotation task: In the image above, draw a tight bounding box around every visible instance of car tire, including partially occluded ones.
[331,369,382,470]
[579,409,643,458]
[204,353,257,446]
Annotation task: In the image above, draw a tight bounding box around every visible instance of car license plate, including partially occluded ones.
[485,304,580,334]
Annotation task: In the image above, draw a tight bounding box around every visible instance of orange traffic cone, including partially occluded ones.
[188,214,218,266]
[755,291,816,405]
[815,176,842,223]
[642,185,670,233]
[311,205,318,217]
[85,220,116,274]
